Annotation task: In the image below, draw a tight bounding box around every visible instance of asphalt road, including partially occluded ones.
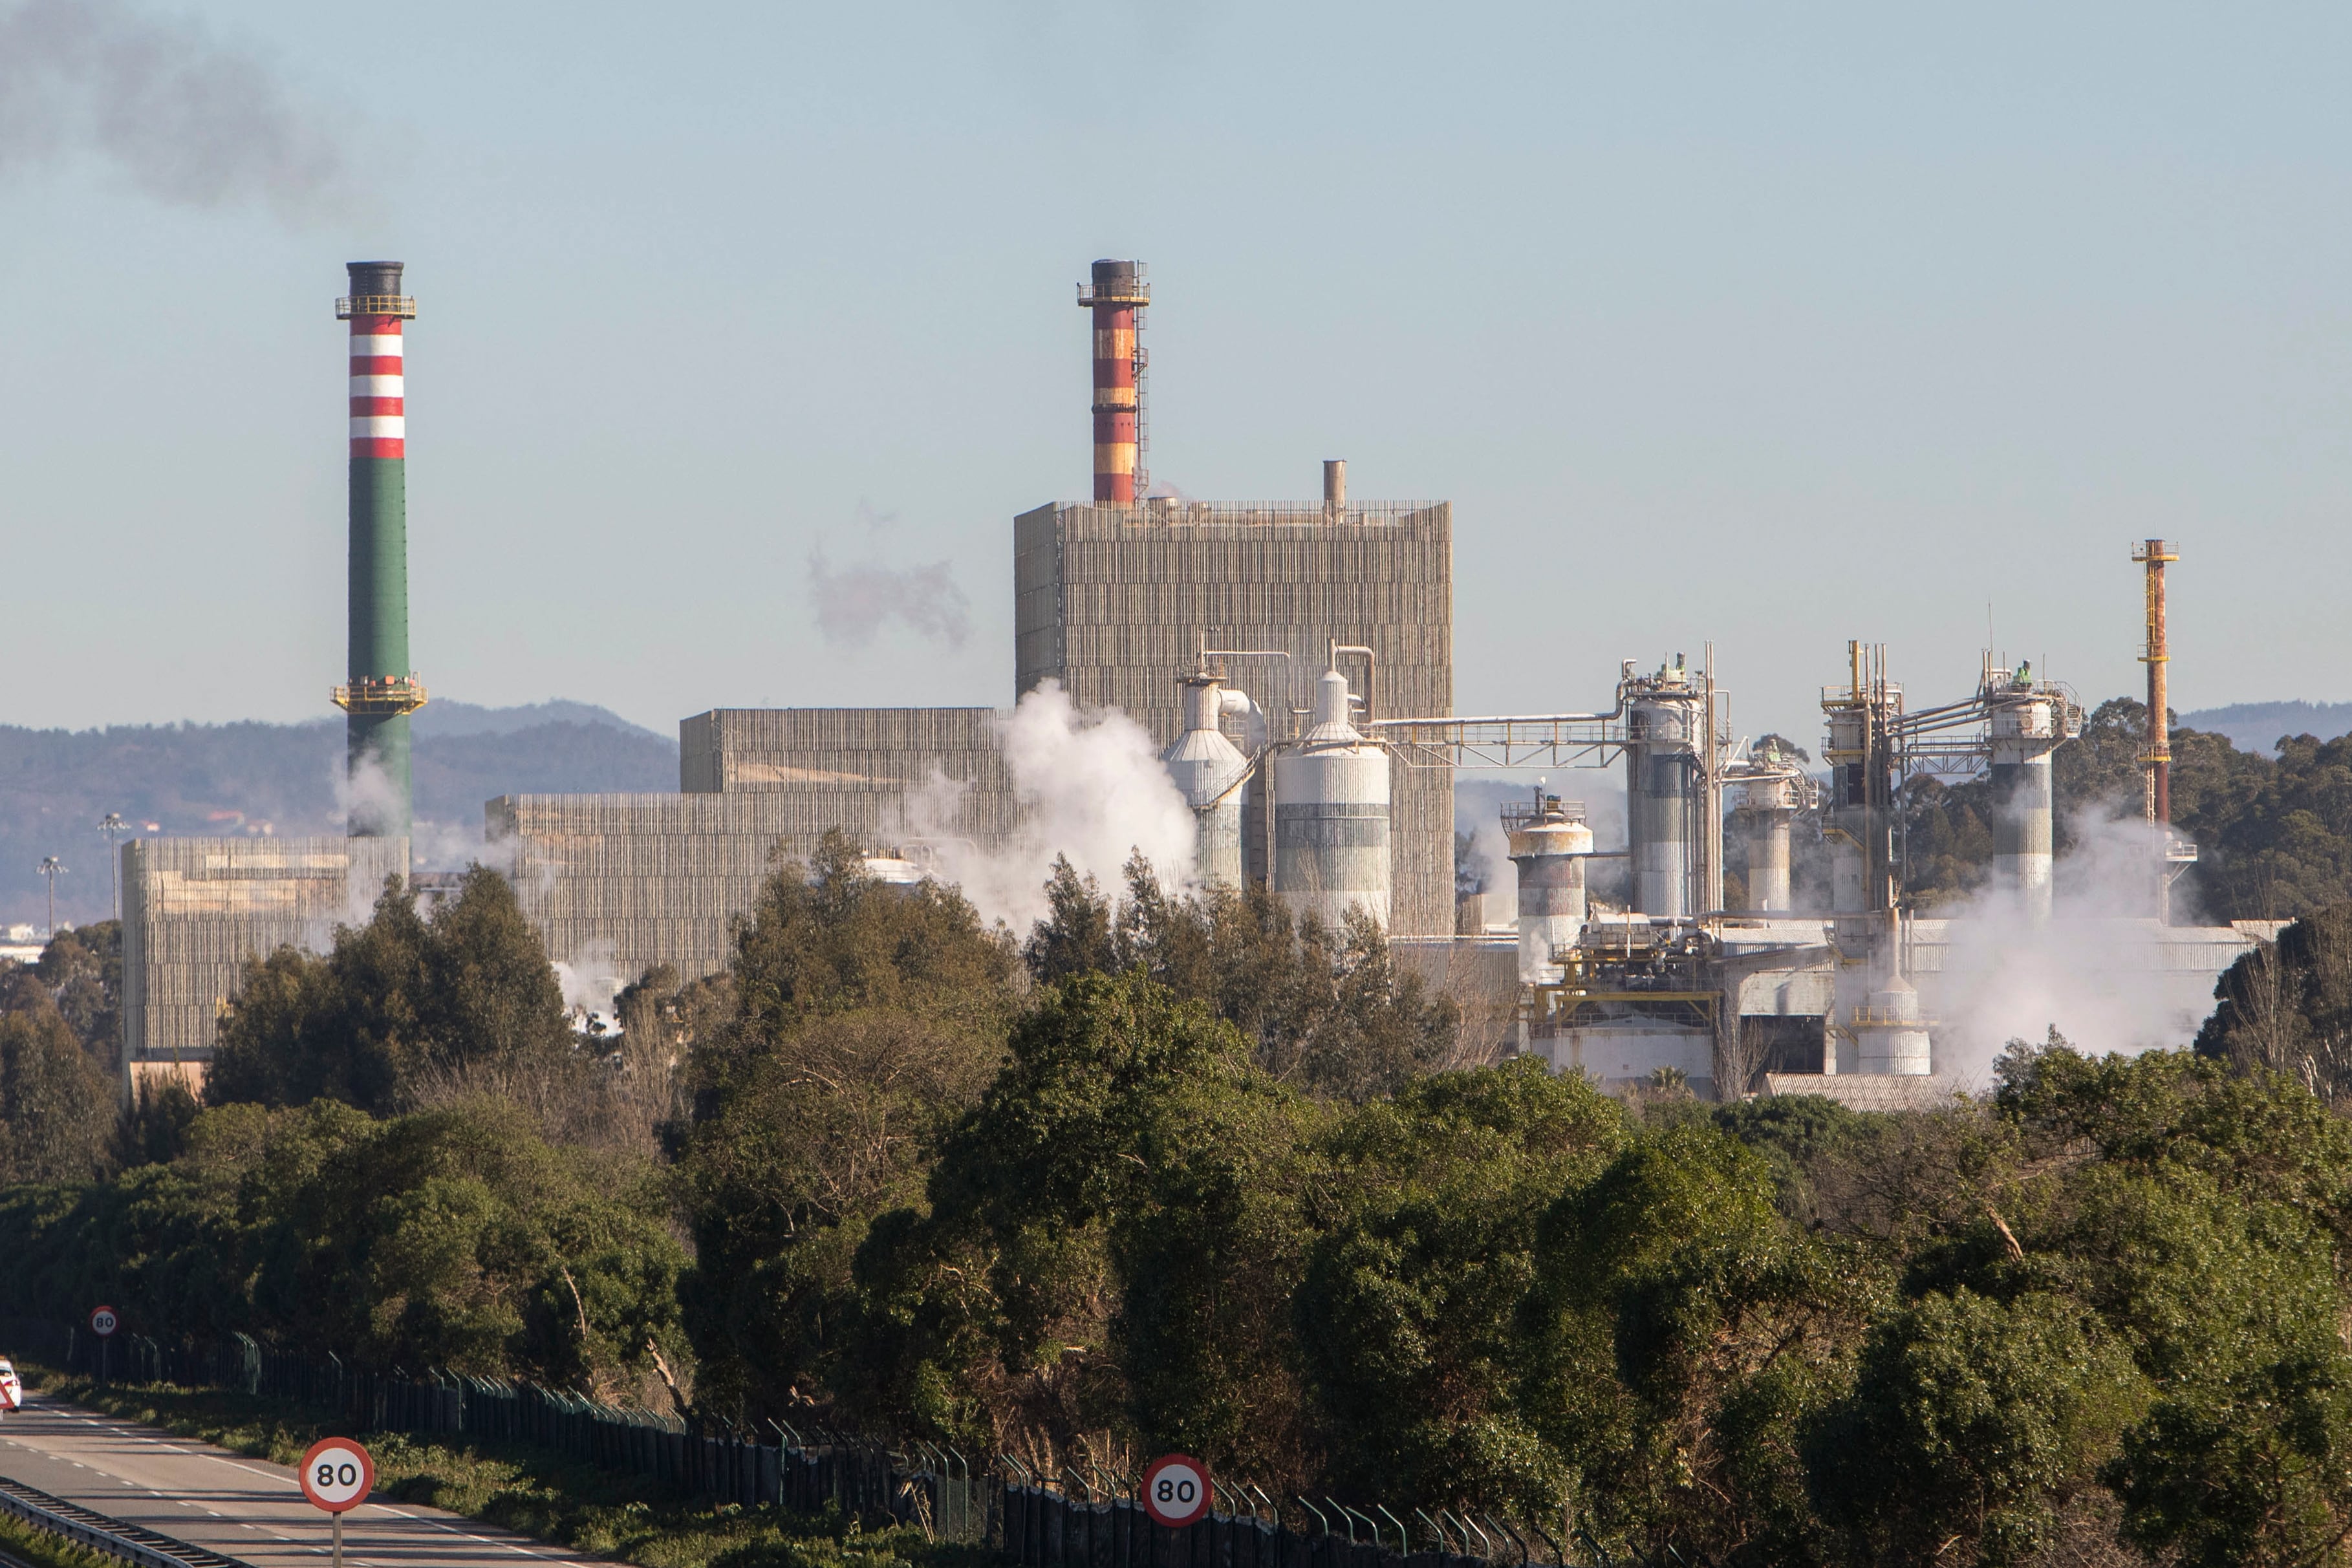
[0,1392,603,1568]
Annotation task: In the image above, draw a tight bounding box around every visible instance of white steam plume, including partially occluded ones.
[1930,805,2212,1083]
[893,680,1196,930]
[553,938,623,1023]
[0,0,356,223]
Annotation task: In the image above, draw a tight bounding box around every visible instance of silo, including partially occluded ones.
[1625,660,1704,918]
[1507,792,1591,984]
[1738,773,1797,912]
[1987,671,2060,925]
[1163,667,1258,890]
[1854,974,1933,1075]
[1273,669,1391,929]
[1824,708,1870,916]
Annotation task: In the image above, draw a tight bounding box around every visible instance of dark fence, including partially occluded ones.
[0,1315,1560,1566]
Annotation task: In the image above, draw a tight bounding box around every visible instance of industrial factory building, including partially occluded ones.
[114,257,2280,1106]
[492,707,1015,982]
[119,837,410,1095]
[1015,491,1454,936]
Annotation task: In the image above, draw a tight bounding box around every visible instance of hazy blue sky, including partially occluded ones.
[3,1,2346,749]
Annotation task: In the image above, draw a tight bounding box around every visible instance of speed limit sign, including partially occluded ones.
[1141,1453,1211,1528]
[299,1437,374,1513]
[88,1306,118,1338]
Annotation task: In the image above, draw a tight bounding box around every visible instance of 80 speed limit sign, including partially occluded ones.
[1141,1453,1211,1528]
[299,1437,375,1513]
[88,1306,119,1338]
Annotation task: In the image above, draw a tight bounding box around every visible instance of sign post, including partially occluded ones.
[1141,1453,1212,1530]
[88,1306,118,1385]
[299,1437,374,1568]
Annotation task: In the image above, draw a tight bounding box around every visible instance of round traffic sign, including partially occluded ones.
[299,1438,374,1513]
[88,1306,118,1338]
[1141,1453,1211,1528]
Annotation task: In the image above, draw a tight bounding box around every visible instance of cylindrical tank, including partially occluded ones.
[1079,259,1147,504]
[1738,774,1796,912]
[1626,662,1703,918]
[1163,671,1253,890]
[1273,669,1391,929]
[1988,679,2058,926]
[1854,975,1932,1075]
[1508,794,1591,984]
[1824,709,1869,915]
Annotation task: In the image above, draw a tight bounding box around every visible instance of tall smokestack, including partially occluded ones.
[1323,459,1346,509]
[1077,259,1148,503]
[2135,539,2177,825]
[332,262,426,837]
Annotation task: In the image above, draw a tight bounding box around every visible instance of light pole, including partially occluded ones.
[38,857,65,940]
[100,815,127,922]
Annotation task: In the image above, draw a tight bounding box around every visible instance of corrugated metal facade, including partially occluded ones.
[497,709,1016,983]
[1014,500,1454,935]
[118,836,411,1093]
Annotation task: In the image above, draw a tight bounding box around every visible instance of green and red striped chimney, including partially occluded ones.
[332,262,426,838]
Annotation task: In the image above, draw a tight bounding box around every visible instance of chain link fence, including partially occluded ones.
[0,1314,1573,1568]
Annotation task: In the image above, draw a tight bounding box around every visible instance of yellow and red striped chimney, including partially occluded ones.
[1077,259,1148,503]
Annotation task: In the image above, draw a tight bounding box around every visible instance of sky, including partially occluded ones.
[2,1,2347,753]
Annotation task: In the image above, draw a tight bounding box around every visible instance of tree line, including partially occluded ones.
[11,834,2352,1560]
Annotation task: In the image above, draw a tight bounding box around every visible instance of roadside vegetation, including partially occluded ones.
[10,703,2352,1563]
[16,1368,976,1568]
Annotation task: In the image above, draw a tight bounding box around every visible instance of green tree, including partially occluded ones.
[1519,1125,1875,1563]
[0,1004,114,1183]
[208,868,573,1115]
[1020,861,1459,1101]
[679,833,1017,1419]
[2196,902,2352,1106]
[1810,1288,2143,1566]
[848,969,1299,1466]
[1295,1057,1623,1510]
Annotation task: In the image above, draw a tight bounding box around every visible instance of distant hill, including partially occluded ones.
[2180,701,2352,756]
[0,704,678,928]
[410,699,667,742]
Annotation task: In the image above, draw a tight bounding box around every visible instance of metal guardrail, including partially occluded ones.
[0,1475,255,1568]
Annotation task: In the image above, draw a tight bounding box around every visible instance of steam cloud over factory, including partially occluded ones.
[115,260,2278,1107]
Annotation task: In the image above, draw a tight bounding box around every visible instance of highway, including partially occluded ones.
[0,1393,604,1568]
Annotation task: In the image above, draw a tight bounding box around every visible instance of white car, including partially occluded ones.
[0,1359,20,1412]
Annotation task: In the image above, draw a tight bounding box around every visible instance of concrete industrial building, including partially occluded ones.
[492,707,1015,983]
[120,837,409,1095]
[1015,490,1454,934]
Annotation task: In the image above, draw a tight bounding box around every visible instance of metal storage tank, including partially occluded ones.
[1853,974,1932,1075]
[1738,773,1798,912]
[1163,665,1260,890]
[1273,668,1391,929]
[1625,660,1705,918]
[1507,790,1591,985]
[1987,669,2060,926]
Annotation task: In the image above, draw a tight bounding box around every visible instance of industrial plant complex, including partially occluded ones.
[115,260,2282,1108]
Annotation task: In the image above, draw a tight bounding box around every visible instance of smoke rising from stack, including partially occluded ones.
[0,0,355,222]
[805,550,973,650]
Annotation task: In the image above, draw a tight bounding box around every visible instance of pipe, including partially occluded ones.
[1328,639,1376,722]
[1077,260,1147,504]
[2137,539,2177,824]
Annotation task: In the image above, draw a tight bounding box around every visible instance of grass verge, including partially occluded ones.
[24,1372,987,1568]
[0,1510,121,1568]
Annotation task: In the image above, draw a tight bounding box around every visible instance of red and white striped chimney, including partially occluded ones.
[1077,259,1148,503]
[348,309,405,457]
